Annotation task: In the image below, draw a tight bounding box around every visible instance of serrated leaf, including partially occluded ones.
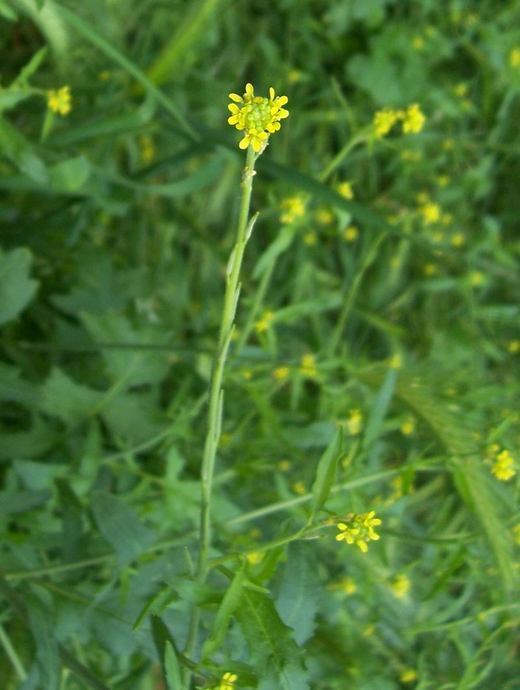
[40,368,101,426]
[236,590,309,690]
[0,247,39,325]
[203,563,246,658]
[90,491,154,567]
[310,427,343,521]
[276,543,320,645]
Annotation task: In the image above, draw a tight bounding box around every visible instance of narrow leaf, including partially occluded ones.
[310,427,343,521]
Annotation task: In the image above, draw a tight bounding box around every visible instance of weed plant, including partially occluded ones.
[0,1,519,689]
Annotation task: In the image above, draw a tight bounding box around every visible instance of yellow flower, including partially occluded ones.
[332,576,357,594]
[278,459,291,471]
[47,85,72,116]
[292,481,306,495]
[255,309,274,334]
[468,271,484,286]
[423,263,438,276]
[400,668,418,683]
[390,574,411,599]
[218,672,238,689]
[280,195,306,224]
[336,181,354,199]
[513,524,520,545]
[419,202,441,225]
[507,340,520,354]
[402,103,426,134]
[453,82,468,98]
[411,35,425,50]
[139,135,155,164]
[315,208,334,225]
[246,551,264,565]
[346,409,363,436]
[343,225,359,242]
[242,369,253,380]
[273,366,290,381]
[490,449,516,481]
[335,511,382,553]
[510,48,520,68]
[299,353,317,377]
[400,416,416,436]
[451,232,465,247]
[373,108,401,138]
[228,83,289,153]
[303,230,318,246]
[436,175,450,187]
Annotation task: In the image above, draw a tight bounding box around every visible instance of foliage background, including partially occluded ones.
[0,0,519,688]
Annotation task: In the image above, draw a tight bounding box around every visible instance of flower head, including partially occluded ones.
[490,448,516,481]
[390,574,411,599]
[218,672,238,689]
[280,195,306,224]
[373,108,401,138]
[47,86,72,116]
[402,103,426,134]
[335,511,382,552]
[299,353,317,377]
[228,83,289,153]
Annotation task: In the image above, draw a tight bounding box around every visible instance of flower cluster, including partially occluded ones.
[47,85,72,116]
[373,103,426,138]
[228,83,289,152]
[280,195,306,224]
[218,672,238,689]
[488,446,516,481]
[335,511,382,552]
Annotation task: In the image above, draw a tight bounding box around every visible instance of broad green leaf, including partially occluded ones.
[276,543,320,645]
[203,563,247,658]
[0,247,39,325]
[49,155,91,192]
[40,368,101,426]
[0,421,56,462]
[236,589,309,690]
[0,489,51,514]
[0,362,39,406]
[90,491,154,567]
[310,427,343,520]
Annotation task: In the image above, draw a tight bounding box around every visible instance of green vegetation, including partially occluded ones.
[1,1,519,688]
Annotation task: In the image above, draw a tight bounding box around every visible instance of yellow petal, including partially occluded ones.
[228,93,242,102]
[239,136,250,149]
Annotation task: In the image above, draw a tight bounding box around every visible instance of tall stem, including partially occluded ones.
[183,145,257,686]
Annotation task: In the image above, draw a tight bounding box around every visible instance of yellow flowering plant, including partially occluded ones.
[228,83,289,152]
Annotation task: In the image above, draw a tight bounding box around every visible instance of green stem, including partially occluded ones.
[0,623,27,681]
[183,145,257,687]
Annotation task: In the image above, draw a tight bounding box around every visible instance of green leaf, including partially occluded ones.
[362,366,398,449]
[164,641,183,690]
[236,590,309,690]
[49,155,91,192]
[0,489,51,514]
[310,427,343,520]
[29,604,60,690]
[0,246,39,325]
[90,491,154,567]
[0,115,48,182]
[203,563,247,658]
[11,46,48,86]
[276,543,320,645]
[40,368,101,426]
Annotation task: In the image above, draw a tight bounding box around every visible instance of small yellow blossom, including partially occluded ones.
[139,135,155,164]
[507,340,519,354]
[255,309,274,334]
[510,48,520,69]
[228,83,289,152]
[332,576,357,595]
[437,175,450,187]
[288,69,302,83]
[390,574,411,599]
[343,225,359,242]
[299,353,317,377]
[346,408,363,436]
[423,263,438,276]
[246,551,264,565]
[304,230,318,246]
[315,208,334,225]
[336,181,354,199]
[490,449,516,481]
[453,82,468,98]
[273,366,290,381]
[242,369,253,381]
[468,271,484,286]
[218,672,238,690]
[419,202,441,225]
[401,104,426,134]
[373,108,401,138]
[411,36,425,50]
[388,353,402,369]
[335,511,382,553]
[278,459,291,471]
[47,85,72,116]
[280,195,306,224]
[400,668,418,683]
[451,232,465,247]
[292,481,306,495]
[400,416,416,436]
